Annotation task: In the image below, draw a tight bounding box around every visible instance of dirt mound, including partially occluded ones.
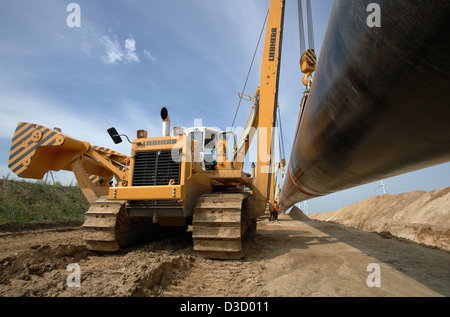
[310,187,450,250]
[285,206,310,221]
[0,238,198,297]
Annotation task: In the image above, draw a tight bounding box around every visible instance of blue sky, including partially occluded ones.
[1,0,448,214]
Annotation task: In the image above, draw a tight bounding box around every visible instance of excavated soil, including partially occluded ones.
[0,227,265,297]
[0,188,449,297]
[309,187,450,250]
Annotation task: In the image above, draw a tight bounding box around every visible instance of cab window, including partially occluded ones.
[189,131,204,151]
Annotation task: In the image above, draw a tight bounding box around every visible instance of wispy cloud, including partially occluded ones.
[124,38,139,63]
[66,20,156,66]
[100,35,153,65]
[101,35,125,64]
[143,50,157,63]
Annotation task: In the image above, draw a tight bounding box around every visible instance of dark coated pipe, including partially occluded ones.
[280,0,450,211]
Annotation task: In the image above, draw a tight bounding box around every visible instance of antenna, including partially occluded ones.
[375,180,387,194]
[303,201,309,215]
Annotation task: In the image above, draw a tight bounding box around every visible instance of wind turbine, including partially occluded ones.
[303,201,309,215]
[375,180,387,194]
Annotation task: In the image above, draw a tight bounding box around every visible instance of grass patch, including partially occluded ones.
[0,178,89,230]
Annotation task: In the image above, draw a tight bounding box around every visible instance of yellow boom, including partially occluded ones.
[8,122,130,203]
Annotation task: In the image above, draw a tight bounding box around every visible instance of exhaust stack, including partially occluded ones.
[161,107,170,137]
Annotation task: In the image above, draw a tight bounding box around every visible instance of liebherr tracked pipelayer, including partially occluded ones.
[8,0,291,259]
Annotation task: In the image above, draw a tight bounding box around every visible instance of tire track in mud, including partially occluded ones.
[162,257,266,297]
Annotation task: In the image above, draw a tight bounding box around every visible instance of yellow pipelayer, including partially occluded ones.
[8,0,287,259]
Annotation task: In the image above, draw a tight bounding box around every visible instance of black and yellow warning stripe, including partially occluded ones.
[88,174,101,184]
[305,48,316,65]
[92,145,120,156]
[8,122,61,177]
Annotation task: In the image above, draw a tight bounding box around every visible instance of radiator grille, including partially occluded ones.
[132,150,181,186]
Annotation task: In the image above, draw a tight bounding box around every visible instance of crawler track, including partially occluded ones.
[192,192,254,259]
[82,194,257,258]
[82,197,153,251]
[82,197,126,251]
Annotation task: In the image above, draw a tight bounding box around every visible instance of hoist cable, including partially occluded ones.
[298,0,315,53]
[231,9,269,129]
[277,107,286,160]
[306,0,315,50]
[297,0,306,54]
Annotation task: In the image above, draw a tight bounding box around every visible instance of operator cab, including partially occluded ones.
[183,127,235,170]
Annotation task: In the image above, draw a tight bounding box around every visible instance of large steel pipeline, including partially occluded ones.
[279,0,450,211]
